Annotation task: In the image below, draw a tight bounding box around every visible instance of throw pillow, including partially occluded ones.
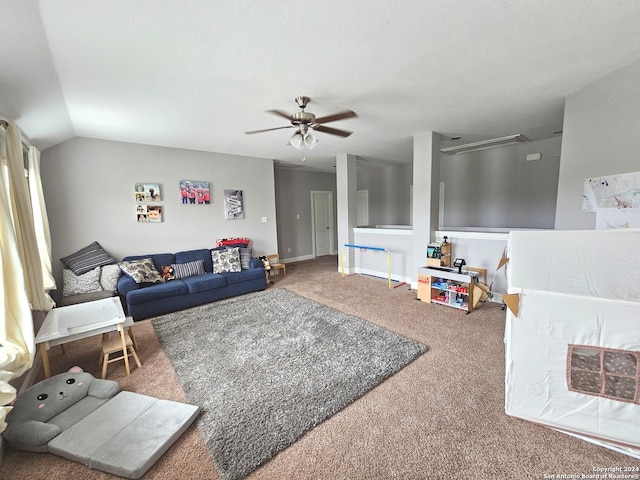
[62,267,102,297]
[100,264,122,291]
[216,238,249,248]
[239,247,252,269]
[119,258,163,284]
[60,241,117,275]
[211,247,241,273]
[171,260,205,279]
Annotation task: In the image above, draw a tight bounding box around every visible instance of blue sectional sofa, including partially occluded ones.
[117,248,266,320]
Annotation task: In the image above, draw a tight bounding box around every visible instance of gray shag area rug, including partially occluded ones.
[152,288,427,480]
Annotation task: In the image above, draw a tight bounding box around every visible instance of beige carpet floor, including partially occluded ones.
[2,255,639,479]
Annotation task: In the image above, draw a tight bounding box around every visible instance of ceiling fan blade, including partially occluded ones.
[267,109,293,121]
[245,125,294,135]
[312,124,353,137]
[314,110,357,124]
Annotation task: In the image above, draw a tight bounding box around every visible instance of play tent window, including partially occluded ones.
[568,345,639,404]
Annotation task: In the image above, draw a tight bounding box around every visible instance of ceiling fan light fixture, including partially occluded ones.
[289,131,304,149]
[289,130,318,150]
[304,131,318,149]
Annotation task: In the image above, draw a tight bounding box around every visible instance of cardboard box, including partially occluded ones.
[417,274,431,302]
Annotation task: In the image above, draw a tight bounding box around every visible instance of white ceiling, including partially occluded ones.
[2,0,640,172]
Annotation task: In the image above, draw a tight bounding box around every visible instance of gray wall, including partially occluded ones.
[357,162,412,226]
[273,166,337,260]
[273,161,413,262]
[41,137,278,302]
[555,59,640,229]
[440,137,562,229]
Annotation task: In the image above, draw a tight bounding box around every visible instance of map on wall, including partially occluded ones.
[583,171,640,229]
[582,171,640,211]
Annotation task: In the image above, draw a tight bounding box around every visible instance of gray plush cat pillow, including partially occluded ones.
[3,366,120,452]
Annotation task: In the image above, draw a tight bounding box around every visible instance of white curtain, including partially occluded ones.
[28,146,56,295]
[0,121,53,432]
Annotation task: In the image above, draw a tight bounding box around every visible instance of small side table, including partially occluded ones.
[36,297,130,378]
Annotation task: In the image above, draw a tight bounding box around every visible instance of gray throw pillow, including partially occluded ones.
[100,264,122,291]
[60,241,117,275]
[239,247,252,269]
[62,267,102,297]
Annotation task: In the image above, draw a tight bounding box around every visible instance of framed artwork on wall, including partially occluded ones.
[135,183,161,202]
[180,180,210,205]
[136,204,163,223]
[224,189,244,220]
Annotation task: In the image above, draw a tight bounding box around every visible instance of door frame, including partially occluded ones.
[310,190,334,257]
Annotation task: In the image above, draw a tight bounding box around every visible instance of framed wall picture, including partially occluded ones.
[180,180,210,205]
[134,183,161,202]
[136,204,163,222]
[224,189,244,219]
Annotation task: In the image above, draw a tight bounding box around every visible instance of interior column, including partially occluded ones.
[336,153,357,273]
[412,131,441,286]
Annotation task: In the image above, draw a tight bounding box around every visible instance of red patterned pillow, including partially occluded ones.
[216,237,249,247]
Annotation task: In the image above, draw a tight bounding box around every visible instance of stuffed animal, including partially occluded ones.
[259,255,272,284]
[161,265,175,281]
[2,366,120,452]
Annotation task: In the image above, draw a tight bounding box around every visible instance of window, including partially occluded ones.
[568,345,639,404]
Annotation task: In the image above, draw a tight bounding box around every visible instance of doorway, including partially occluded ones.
[311,191,334,257]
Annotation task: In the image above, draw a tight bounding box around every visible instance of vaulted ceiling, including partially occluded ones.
[2,1,640,172]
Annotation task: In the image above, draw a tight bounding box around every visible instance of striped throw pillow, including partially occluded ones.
[239,247,252,269]
[172,259,206,279]
[61,241,117,275]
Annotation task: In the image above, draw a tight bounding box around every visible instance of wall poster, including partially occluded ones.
[180,180,210,205]
[135,183,161,202]
[583,171,640,229]
[224,190,244,220]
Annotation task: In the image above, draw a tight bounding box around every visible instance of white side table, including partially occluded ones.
[36,297,131,378]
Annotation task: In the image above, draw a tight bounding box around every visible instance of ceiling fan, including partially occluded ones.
[244,96,357,150]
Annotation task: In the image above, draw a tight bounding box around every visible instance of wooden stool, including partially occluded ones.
[100,329,141,379]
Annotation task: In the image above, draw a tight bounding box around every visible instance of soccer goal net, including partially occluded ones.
[341,243,392,288]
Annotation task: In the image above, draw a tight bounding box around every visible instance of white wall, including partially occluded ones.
[41,137,278,301]
[556,59,640,229]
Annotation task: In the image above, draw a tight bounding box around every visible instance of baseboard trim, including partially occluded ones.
[281,254,315,264]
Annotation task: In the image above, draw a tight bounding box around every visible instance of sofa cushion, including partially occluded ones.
[63,267,102,297]
[172,259,205,279]
[119,258,163,285]
[126,280,188,305]
[221,267,265,285]
[175,249,213,273]
[211,247,241,273]
[181,273,227,294]
[61,241,117,275]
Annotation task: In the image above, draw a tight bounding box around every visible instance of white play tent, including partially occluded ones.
[504,228,640,458]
